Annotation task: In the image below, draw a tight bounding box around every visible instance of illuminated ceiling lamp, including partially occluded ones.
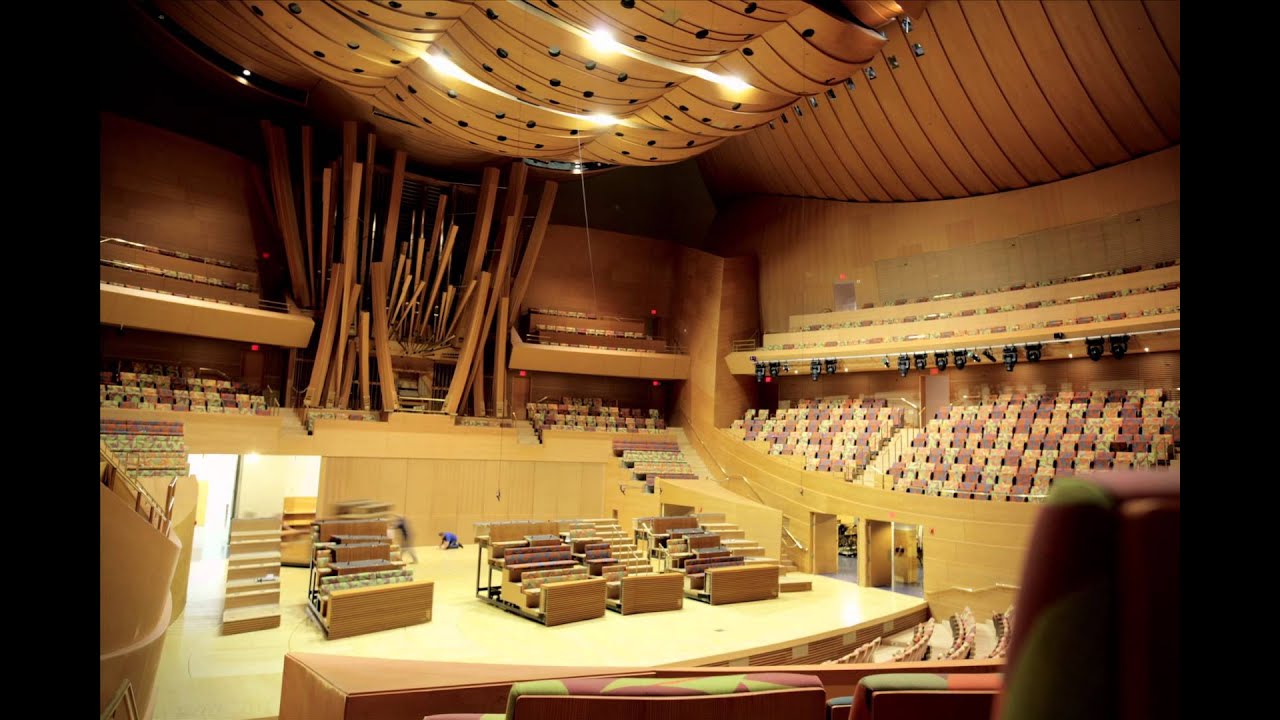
[588,28,621,54]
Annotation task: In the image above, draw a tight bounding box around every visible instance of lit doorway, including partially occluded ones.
[188,454,240,562]
[891,523,924,598]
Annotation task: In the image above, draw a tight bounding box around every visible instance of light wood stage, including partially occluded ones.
[153,545,926,720]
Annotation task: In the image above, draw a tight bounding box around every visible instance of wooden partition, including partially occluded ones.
[322,581,435,639]
[658,478,782,560]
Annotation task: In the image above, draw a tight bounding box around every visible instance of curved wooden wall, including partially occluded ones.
[700,0,1180,201]
[711,146,1179,331]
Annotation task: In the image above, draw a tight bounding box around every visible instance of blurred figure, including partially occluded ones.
[438,531,463,550]
[392,515,418,563]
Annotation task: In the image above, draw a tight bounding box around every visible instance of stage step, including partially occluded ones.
[230,529,281,539]
[224,587,280,609]
[712,529,746,540]
[221,604,281,635]
[229,538,281,553]
[728,546,766,557]
[226,576,280,592]
[780,579,812,592]
[228,550,282,565]
[700,522,737,532]
[227,563,281,581]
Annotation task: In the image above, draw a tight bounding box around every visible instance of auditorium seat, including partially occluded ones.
[422,672,826,720]
[828,471,1179,719]
[731,398,904,477]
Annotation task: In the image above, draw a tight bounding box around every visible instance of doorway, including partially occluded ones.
[892,523,925,598]
[187,453,240,562]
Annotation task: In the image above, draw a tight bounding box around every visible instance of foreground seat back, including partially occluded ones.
[998,472,1179,720]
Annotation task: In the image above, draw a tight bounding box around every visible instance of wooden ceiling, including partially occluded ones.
[146,0,1179,201]
[149,0,912,168]
[699,0,1181,200]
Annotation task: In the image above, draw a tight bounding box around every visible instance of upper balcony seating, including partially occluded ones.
[101,364,268,414]
[99,419,189,477]
[888,389,1179,501]
[527,397,665,434]
[730,398,904,474]
[100,236,265,309]
[526,308,670,354]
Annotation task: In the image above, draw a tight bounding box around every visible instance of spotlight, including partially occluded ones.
[811,359,821,381]
[970,350,981,364]
[768,361,780,377]
[1109,335,1129,359]
[1025,343,1042,362]
[1086,337,1105,362]
[754,362,765,383]
[782,361,791,374]
[983,348,997,363]
[913,353,927,371]
[897,355,910,377]
[1002,346,1018,372]
[882,356,891,368]
[953,349,967,370]
[824,358,837,375]
[934,352,948,371]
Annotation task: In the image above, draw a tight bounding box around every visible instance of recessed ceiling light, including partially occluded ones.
[589,113,615,126]
[589,29,620,53]
[242,69,251,77]
[424,52,465,80]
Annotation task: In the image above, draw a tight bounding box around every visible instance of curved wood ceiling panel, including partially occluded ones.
[145,0,1176,199]
[699,0,1179,201]
[152,0,903,171]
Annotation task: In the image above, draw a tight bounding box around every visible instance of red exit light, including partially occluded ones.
[518,370,527,377]
[764,376,773,383]
[250,344,260,352]
[652,380,660,386]
[838,273,847,280]
[650,309,658,315]
[261,252,270,259]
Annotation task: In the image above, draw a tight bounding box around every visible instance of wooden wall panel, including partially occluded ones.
[524,372,659,409]
[99,112,264,269]
[320,456,610,539]
[520,225,679,320]
[711,147,1180,331]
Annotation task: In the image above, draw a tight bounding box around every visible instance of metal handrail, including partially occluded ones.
[100,679,140,720]
[100,236,257,273]
[782,524,806,552]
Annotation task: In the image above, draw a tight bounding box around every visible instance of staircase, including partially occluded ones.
[669,427,715,480]
[222,518,282,635]
[694,512,774,565]
[514,419,540,445]
[584,518,653,574]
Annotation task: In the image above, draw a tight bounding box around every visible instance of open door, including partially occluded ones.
[810,512,839,574]
[860,519,894,588]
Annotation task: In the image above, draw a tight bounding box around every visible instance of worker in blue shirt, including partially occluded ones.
[439,530,463,549]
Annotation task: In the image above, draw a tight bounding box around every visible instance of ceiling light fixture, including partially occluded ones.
[589,28,621,53]
[588,113,616,126]
[242,68,251,77]
[424,52,466,80]
[714,74,751,91]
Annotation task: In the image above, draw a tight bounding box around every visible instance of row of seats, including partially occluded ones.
[767,302,1180,351]
[101,257,255,292]
[867,258,1178,311]
[103,367,261,393]
[101,236,255,272]
[103,279,253,308]
[534,323,648,339]
[803,275,1179,331]
[731,399,904,475]
[988,606,1015,659]
[527,399,665,434]
[99,420,190,477]
[933,608,977,661]
[318,568,414,597]
[891,618,936,662]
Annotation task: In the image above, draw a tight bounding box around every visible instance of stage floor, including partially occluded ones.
[151,546,926,720]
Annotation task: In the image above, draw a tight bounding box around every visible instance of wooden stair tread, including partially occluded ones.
[222,604,280,621]
[231,529,282,538]
[226,577,280,590]
[229,551,282,561]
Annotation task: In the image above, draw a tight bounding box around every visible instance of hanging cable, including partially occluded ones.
[575,132,600,317]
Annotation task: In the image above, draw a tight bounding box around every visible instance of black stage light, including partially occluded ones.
[1025,343,1042,362]
[824,358,837,375]
[898,355,910,377]
[934,352,948,371]
[1002,346,1018,372]
[913,353,927,371]
[983,348,997,363]
[1086,337,1105,362]
[1052,332,1066,340]
[882,356,891,368]
[782,361,791,374]
[811,359,822,381]
[769,361,780,377]
[953,349,967,370]
[1110,334,1129,359]
[754,362,765,382]
[970,350,981,363]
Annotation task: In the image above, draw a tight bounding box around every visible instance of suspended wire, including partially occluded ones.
[575,132,600,317]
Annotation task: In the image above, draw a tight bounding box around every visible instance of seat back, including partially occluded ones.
[503,673,825,720]
[997,472,1179,719]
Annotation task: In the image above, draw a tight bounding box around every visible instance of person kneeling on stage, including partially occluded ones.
[439,531,463,550]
